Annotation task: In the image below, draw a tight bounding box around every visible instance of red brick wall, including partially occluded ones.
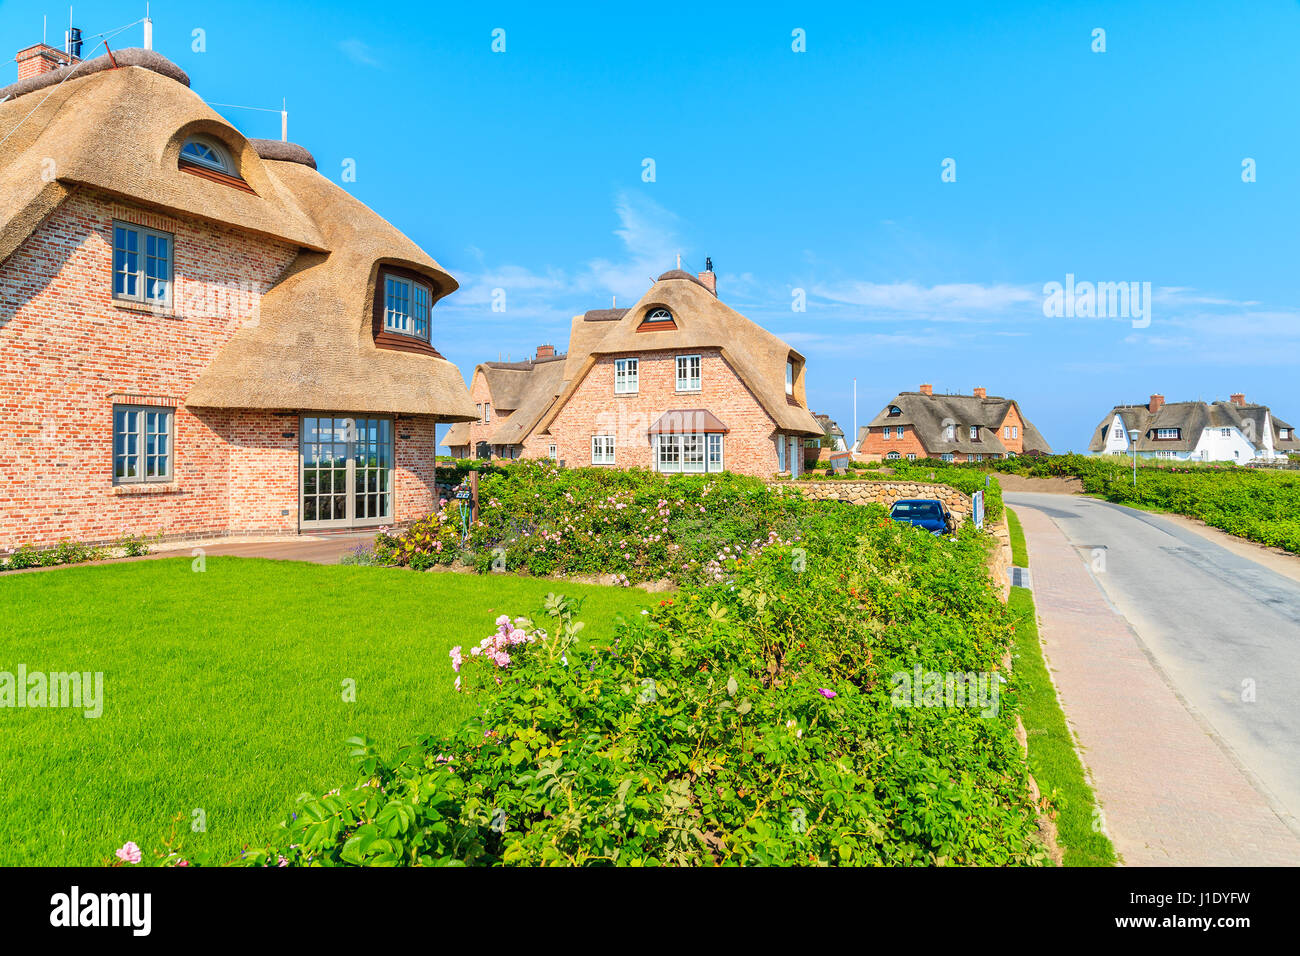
[1,188,451,546]
[997,404,1025,455]
[539,349,786,476]
[858,421,930,461]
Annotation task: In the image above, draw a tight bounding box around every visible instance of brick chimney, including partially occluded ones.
[1148,394,1164,414]
[15,43,74,81]
[1229,392,1245,407]
[919,383,933,396]
[697,268,716,297]
[972,386,987,399]
[535,344,555,359]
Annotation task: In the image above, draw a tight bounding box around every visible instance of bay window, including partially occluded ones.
[656,433,724,473]
[383,273,432,341]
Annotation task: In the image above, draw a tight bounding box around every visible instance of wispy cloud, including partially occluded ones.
[338,39,383,69]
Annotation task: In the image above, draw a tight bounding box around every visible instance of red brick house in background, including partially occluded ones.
[0,46,474,550]
[443,267,824,475]
[856,385,1052,462]
[443,346,568,459]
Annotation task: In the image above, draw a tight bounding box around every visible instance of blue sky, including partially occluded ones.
[6,0,1300,449]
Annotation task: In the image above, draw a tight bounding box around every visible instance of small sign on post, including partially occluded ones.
[972,490,985,530]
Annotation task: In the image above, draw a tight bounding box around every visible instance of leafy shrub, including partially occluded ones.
[208,505,1042,868]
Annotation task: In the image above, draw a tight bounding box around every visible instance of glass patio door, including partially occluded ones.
[300,416,393,530]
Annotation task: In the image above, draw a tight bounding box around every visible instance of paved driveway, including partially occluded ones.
[1007,492,1300,865]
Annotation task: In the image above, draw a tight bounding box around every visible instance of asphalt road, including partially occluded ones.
[1006,492,1300,828]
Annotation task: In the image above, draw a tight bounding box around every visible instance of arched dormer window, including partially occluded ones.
[637,307,677,331]
[887,405,902,417]
[178,135,251,191]
[181,136,235,173]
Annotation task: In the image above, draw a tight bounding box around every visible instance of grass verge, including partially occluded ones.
[1006,506,1029,567]
[1008,584,1116,866]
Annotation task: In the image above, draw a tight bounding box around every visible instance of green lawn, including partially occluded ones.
[0,558,651,866]
[1005,507,1029,567]
[1008,585,1116,866]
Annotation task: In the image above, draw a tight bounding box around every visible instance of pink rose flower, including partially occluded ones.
[115,841,142,864]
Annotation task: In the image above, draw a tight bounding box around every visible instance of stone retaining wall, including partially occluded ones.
[773,479,974,520]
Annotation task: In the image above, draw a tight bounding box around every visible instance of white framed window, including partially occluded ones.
[882,427,891,441]
[1004,426,1011,438]
[1012,425,1018,439]
[548,443,557,460]
[785,360,794,396]
[886,451,900,460]
[1220,427,1232,437]
[941,453,954,462]
[645,307,674,324]
[614,357,639,394]
[906,453,917,461]
[484,403,491,423]
[1156,427,1180,440]
[113,221,172,306]
[707,433,724,471]
[776,433,786,472]
[1281,428,1291,440]
[180,136,235,174]
[676,354,701,392]
[896,425,905,438]
[944,424,955,441]
[113,404,173,483]
[591,435,616,465]
[969,425,979,440]
[383,274,432,341]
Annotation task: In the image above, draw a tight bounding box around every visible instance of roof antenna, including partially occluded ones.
[144,4,153,50]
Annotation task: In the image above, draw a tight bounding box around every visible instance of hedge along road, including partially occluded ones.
[1007,491,1300,860]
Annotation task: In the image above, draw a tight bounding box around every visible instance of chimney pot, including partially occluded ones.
[973,386,987,399]
[919,383,933,396]
[697,269,717,297]
[535,344,555,359]
[1230,392,1245,406]
[1149,393,1165,414]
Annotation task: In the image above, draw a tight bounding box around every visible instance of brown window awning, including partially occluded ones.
[647,409,730,434]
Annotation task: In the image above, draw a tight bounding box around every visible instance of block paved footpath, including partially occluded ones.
[1014,503,1300,866]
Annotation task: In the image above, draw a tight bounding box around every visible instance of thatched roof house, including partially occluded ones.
[1089,394,1299,461]
[857,385,1052,461]
[1,44,474,544]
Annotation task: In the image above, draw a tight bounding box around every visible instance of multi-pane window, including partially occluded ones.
[708,433,724,471]
[615,358,639,394]
[113,405,173,483]
[113,222,172,306]
[655,434,724,473]
[785,361,794,396]
[1004,426,1011,438]
[548,443,558,460]
[676,354,702,392]
[1012,426,1019,439]
[591,435,616,465]
[886,451,900,460]
[906,453,917,461]
[944,424,956,441]
[969,425,979,440]
[484,403,491,423]
[941,453,954,462]
[1282,429,1291,440]
[1156,428,1180,439]
[1220,427,1232,437]
[384,275,432,341]
[896,425,906,438]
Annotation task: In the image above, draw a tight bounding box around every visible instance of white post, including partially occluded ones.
[143,16,152,50]
[280,100,288,141]
[852,378,857,454]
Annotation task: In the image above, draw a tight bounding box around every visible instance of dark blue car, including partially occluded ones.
[889,498,956,536]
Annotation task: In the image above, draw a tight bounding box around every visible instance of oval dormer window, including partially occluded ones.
[180,136,236,174]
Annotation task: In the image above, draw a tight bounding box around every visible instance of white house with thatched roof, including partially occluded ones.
[0,43,474,548]
[1089,394,1299,462]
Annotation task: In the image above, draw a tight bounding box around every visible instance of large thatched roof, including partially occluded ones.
[1088,400,1299,454]
[0,52,474,420]
[861,390,1053,456]
[539,272,823,437]
[442,355,568,449]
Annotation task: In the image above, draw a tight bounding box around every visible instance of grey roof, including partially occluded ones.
[813,412,844,438]
[1088,400,1296,454]
[863,391,1052,456]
